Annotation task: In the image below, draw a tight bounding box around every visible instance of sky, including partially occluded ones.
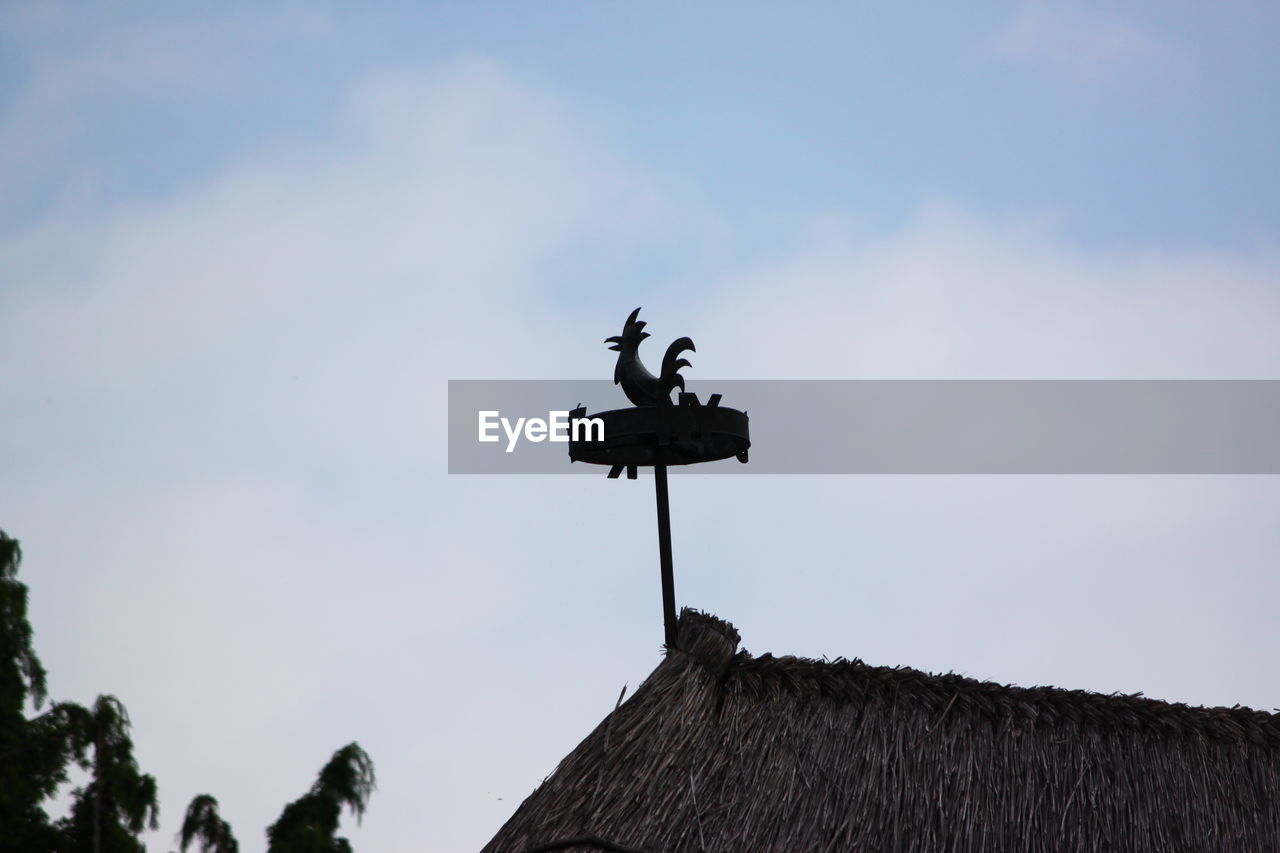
[1,1,1278,850]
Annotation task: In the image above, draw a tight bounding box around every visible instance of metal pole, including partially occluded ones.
[654,463,678,648]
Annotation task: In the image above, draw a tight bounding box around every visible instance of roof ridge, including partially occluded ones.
[728,647,1280,746]
[669,609,1280,744]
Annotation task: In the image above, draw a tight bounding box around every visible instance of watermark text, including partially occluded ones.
[478,410,604,452]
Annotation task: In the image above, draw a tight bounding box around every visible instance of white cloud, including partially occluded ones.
[690,203,1280,379]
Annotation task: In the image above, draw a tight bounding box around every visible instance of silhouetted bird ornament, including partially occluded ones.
[606,308,695,407]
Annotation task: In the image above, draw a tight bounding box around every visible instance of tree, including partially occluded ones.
[0,531,46,712]
[57,694,160,853]
[0,530,83,852]
[0,531,376,851]
[179,794,239,853]
[266,743,376,853]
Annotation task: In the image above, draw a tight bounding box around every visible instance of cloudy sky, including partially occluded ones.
[2,2,1277,850]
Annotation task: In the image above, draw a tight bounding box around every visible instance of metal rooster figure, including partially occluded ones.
[606,307,695,407]
[569,308,749,647]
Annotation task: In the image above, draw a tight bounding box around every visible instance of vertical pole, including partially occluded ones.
[654,463,678,648]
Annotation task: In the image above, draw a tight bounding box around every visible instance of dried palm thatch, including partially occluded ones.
[484,609,1280,852]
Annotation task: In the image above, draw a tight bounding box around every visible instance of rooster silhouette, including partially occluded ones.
[605,308,695,407]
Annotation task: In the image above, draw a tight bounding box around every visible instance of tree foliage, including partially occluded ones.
[266,743,377,853]
[0,529,161,853]
[179,794,239,853]
[0,531,77,852]
[57,694,160,853]
[0,532,46,710]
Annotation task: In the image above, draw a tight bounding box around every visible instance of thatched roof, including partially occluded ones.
[485,609,1280,852]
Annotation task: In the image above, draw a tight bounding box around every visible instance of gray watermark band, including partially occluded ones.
[447,380,1280,474]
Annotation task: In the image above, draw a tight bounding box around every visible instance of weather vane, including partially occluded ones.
[569,308,749,647]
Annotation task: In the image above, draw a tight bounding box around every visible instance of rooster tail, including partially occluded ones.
[660,336,695,398]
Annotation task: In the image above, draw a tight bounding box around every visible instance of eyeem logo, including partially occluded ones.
[478,410,604,453]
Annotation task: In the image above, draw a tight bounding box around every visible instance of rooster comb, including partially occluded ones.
[623,307,647,333]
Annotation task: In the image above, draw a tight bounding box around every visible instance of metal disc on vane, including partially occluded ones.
[568,398,750,472]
